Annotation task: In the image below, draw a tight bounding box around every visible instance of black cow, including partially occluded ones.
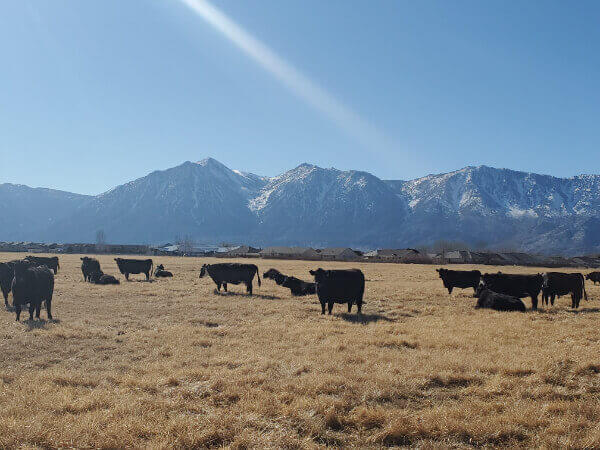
[11,261,54,321]
[475,286,527,312]
[199,263,261,294]
[309,268,365,315]
[154,264,173,278]
[263,268,316,296]
[114,258,153,281]
[542,272,587,309]
[263,268,286,285]
[480,272,543,309]
[24,255,59,274]
[586,272,600,285]
[89,270,120,285]
[281,276,316,296]
[81,257,101,282]
[436,268,481,294]
[0,259,32,307]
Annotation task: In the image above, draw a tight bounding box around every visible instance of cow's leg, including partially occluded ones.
[246,282,252,295]
[448,287,453,294]
[53,268,57,274]
[46,299,52,320]
[28,304,35,321]
[223,283,228,292]
[320,301,326,315]
[125,273,129,281]
[357,301,363,314]
[328,302,334,315]
[551,294,555,306]
[216,282,221,292]
[347,302,352,313]
[2,290,8,307]
[35,302,41,319]
[531,295,538,310]
[15,304,21,321]
[145,271,150,281]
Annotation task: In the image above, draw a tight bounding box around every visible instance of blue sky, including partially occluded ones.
[1,0,599,195]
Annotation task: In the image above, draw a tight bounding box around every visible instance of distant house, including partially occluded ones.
[260,247,321,260]
[319,248,360,261]
[217,245,261,258]
[364,248,421,262]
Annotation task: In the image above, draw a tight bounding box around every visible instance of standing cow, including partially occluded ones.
[309,268,365,315]
[436,268,481,294]
[199,263,261,294]
[11,261,54,321]
[480,273,543,309]
[542,272,587,309]
[114,258,153,281]
[24,256,60,274]
[81,257,101,282]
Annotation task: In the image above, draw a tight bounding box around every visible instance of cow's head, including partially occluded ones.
[586,273,592,280]
[309,268,327,281]
[263,268,280,279]
[12,261,30,282]
[156,264,164,271]
[436,268,446,279]
[199,264,208,278]
[475,280,486,298]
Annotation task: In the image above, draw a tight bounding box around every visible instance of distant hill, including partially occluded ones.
[1,159,600,254]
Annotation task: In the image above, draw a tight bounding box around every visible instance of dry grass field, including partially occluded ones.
[1,253,600,448]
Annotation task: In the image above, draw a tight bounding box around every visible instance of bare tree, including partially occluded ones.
[176,234,196,255]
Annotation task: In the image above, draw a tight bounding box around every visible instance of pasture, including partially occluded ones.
[1,253,600,448]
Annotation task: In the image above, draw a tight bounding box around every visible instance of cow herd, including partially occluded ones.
[1,255,599,322]
[437,268,598,311]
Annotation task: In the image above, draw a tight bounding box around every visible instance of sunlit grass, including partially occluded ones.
[0,253,599,447]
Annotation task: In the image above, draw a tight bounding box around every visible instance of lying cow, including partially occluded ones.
[586,272,600,285]
[309,268,365,315]
[475,285,526,312]
[11,261,54,321]
[436,268,481,294]
[24,255,60,274]
[480,272,543,309]
[114,258,153,281]
[542,272,587,309]
[264,268,316,296]
[89,270,120,285]
[200,263,261,294]
[81,257,101,282]
[154,264,173,278]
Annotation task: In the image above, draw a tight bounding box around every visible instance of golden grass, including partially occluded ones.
[1,253,600,448]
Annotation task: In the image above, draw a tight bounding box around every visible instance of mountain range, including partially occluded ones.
[2,158,600,255]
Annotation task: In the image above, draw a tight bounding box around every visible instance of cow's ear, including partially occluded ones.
[436,268,440,273]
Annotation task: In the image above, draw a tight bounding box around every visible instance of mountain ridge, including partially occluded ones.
[1,160,599,254]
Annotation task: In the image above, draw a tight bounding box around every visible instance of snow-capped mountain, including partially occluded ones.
[2,160,600,254]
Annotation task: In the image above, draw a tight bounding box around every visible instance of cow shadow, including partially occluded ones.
[567,307,600,315]
[22,318,60,331]
[213,290,281,300]
[128,279,155,283]
[338,312,395,324]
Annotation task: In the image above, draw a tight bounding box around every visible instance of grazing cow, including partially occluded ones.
[154,264,173,278]
[89,270,120,285]
[114,258,153,281]
[480,272,543,309]
[81,257,101,282]
[475,285,526,312]
[24,255,59,274]
[263,268,316,296]
[309,268,365,315]
[11,261,54,321]
[199,263,261,294]
[436,268,481,294]
[542,272,587,309]
[586,272,600,285]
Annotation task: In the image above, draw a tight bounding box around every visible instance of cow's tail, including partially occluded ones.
[583,274,588,301]
[255,266,261,287]
[151,260,154,278]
